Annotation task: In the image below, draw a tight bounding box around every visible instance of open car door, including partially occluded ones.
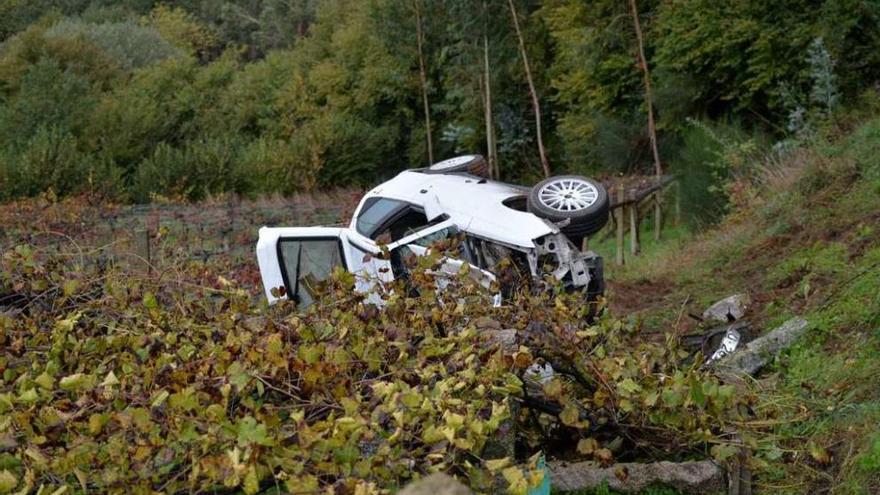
[256,227,354,306]
[257,227,394,306]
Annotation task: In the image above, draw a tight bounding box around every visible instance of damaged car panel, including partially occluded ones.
[256,155,609,308]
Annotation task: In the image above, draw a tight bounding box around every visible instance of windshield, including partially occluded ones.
[355,197,408,238]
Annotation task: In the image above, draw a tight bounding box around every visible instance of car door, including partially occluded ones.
[256,227,352,306]
[256,226,394,306]
[386,222,499,294]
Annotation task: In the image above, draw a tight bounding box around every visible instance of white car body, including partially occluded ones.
[256,165,604,307]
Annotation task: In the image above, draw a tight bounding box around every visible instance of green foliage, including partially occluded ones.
[131,137,254,202]
[603,115,880,494]
[142,5,219,58]
[0,0,880,200]
[0,208,752,493]
[44,18,181,69]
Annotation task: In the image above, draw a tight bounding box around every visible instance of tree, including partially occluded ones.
[413,0,433,165]
[482,33,498,178]
[629,0,661,179]
[507,0,550,177]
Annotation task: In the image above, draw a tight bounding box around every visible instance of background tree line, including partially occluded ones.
[0,0,878,209]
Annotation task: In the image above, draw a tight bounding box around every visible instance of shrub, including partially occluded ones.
[44,18,182,69]
[132,137,253,202]
[0,57,95,145]
[142,5,220,59]
[0,126,117,199]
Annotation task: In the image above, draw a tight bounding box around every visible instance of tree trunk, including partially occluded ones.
[414,0,433,165]
[507,0,550,178]
[629,0,662,239]
[628,0,661,178]
[483,35,498,179]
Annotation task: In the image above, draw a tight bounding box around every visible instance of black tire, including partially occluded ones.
[423,155,489,178]
[527,175,610,239]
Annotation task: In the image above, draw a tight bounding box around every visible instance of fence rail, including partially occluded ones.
[599,175,679,266]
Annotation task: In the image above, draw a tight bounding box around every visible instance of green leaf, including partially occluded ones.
[711,443,739,462]
[227,362,250,390]
[237,416,272,446]
[689,376,707,408]
[34,372,54,391]
[618,378,641,395]
[59,373,95,392]
[17,388,39,404]
[142,292,158,310]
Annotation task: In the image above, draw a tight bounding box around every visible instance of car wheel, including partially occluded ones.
[527,175,610,239]
[423,155,490,178]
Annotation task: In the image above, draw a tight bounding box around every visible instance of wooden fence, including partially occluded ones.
[596,175,679,265]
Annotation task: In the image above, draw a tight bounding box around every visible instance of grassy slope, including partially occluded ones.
[586,117,880,494]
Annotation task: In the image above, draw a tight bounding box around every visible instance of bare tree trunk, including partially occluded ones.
[414,0,433,165]
[629,0,661,178]
[507,0,550,178]
[483,35,498,179]
[628,0,662,239]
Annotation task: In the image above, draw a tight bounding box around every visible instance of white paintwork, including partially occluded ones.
[351,170,557,248]
[256,159,602,307]
[257,226,396,305]
[256,227,350,303]
[257,219,499,306]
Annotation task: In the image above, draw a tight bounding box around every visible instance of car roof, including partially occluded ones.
[352,170,557,248]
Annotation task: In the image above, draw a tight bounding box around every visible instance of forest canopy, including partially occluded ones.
[0,0,878,202]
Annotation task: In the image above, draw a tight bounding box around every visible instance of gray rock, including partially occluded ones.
[549,460,725,494]
[703,294,751,323]
[398,473,473,495]
[715,317,809,377]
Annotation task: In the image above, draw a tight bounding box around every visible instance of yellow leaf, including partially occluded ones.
[577,438,598,455]
[151,390,170,409]
[243,466,260,495]
[485,457,511,471]
[596,448,614,465]
[100,371,119,387]
[441,426,455,442]
[543,379,562,399]
[88,414,105,436]
[559,403,581,427]
[809,442,831,465]
[444,411,464,430]
[502,467,528,495]
[0,470,17,494]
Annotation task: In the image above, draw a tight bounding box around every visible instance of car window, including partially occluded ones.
[278,238,345,307]
[410,226,459,248]
[356,197,435,242]
[355,197,408,239]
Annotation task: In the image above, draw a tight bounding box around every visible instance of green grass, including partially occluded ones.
[594,116,880,494]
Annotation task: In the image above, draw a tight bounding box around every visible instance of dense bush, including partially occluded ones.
[0,232,752,493]
[0,0,878,204]
[44,19,181,69]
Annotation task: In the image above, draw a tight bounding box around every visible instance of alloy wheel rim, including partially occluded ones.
[538,178,599,212]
